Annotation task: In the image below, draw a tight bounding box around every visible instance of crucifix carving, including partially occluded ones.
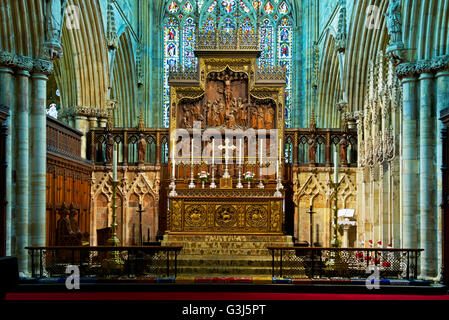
[218,138,236,178]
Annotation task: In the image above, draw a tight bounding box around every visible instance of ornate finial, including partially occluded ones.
[341,111,349,133]
[309,108,317,132]
[138,107,145,131]
[106,0,118,50]
[335,0,347,53]
[312,41,320,89]
[136,44,144,86]
[107,110,114,131]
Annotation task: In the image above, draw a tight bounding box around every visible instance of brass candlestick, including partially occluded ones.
[326,179,344,272]
[105,179,124,274]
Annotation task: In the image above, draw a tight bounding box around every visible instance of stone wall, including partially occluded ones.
[293,167,358,247]
[90,168,160,245]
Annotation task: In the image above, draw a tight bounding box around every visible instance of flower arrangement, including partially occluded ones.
[198,171,209,182]
[244,171,255,181]
[355,252,364,261]
[377,240,382,248]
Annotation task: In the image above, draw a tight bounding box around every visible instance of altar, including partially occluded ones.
[166,25,287,235]
[168,189,284,234]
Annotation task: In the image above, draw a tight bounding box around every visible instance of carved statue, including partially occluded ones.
[265,107,274,129]
[218,99,226,126]
[238,102,248,127]
[211,104,220,127]
[250,107,258,129]
[224,74,232,108]
[206,100,214,126]
[138,133,146,163]
[226,111,236,129]
[308,133,317,165]
[105,134,114,162]
[192,102,204,124]
[44,0,67,60]
[57,203,74,238]
[385,0,402,44]
[339,134,349,166]
[257,106,266,129]
[182,105,192,128]
[68,204,89,244]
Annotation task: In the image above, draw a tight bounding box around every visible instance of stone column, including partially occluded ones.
[15,70,31,275]
[0,67,13,255]
[401,75,419,249]
[74,114,88,158]
[436,70,449,278]
[88,116,98,129]
[419,73,437,277]
[98,117,108,128]
[29,73,48,250]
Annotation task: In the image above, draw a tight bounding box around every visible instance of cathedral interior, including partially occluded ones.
[1,0,449,301]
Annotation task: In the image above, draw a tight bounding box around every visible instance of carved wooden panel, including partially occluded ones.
[168,189,283,234]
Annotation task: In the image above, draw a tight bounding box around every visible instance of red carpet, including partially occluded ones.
[5,292,449,301]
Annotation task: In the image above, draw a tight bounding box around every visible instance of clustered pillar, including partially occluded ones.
[401,75,419,250]
[0,51,53,275]
[398,56,449,279]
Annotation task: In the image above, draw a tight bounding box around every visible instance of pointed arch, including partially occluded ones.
[112,30,137,128]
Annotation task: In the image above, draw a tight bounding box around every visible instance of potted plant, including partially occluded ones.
[198,171,209,189]
[243,171,255,189]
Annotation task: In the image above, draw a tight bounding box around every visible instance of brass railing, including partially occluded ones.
[26,246,182,278]
[267,247,423,280]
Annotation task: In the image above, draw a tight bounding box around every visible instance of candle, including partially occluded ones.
[191,138,194,165]
[259,139,263,164]
[279,138,282,164]
[112,143,117,181]
[334,150,338,183]
[239,138,242,165]
[172,140,175,178]
[212,138,215,165]
[276,159,279,180]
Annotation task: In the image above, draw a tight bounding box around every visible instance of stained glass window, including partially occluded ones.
[278,17,293,127]
[264,1,274,14]
[163,17,179,128]
[183,18,197,68]
[259,19,274,67]
[222,0,236,13]
[163,0,295,128]
[183,1,193,13]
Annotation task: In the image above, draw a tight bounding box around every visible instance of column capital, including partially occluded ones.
[0,50,54,75]
[396,54,449,79]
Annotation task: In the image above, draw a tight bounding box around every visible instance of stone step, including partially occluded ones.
[162,241,293,250]
[177,266,273,276]
[176,255,273,267]
[163,234,293,243]
[175,248,272,256]
[162,233,293,276]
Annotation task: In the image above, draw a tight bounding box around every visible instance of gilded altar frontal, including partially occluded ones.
[1,0,449,292]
